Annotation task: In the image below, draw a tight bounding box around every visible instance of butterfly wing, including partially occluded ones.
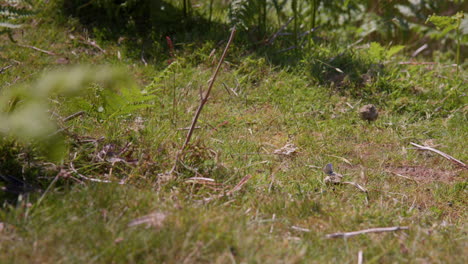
[323,163,334,175]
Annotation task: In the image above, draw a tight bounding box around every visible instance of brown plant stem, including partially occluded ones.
[170,27,236,175]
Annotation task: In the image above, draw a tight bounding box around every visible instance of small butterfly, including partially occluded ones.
[323,163,334,175]
[323,163,343,184]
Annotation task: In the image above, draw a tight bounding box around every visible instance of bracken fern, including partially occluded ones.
[0,0,34,41]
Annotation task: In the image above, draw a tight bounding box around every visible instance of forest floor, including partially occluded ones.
[0,4,467,264]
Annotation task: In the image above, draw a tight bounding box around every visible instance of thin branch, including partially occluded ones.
[267,17,294,45]
[170,27,236,175]
[18,44,56,55]
[63,111,85,122]
[181,27,236,150]
[0,64,13,74]
[358,250,364,264]
[410,142,467,169]
[342,181,368,193]
[291,226,311,232]
[86,39,106,53]
[326,226,409,239]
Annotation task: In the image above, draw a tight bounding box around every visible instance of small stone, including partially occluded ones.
[359,104,379,122]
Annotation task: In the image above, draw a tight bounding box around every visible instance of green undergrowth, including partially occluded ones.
[1,2,467,263]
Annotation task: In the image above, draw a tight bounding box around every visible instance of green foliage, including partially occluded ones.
[426,12,464,36]
[72,81,157,121]
[1,2,467,263]
[367,42,405,63]
[229,0,268,35]
[0,0,34,41]
[426,12,465,72]
[0,66,133,160]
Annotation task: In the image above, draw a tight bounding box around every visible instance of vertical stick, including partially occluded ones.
[181,27,236,150]
[292,0,298,49]
[170,27,237,175]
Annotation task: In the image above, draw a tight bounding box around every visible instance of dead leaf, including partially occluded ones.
[274,143,298,156]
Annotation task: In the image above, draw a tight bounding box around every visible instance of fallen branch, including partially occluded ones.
[0,64,13,74]
[69,153,124,184]
[411,44,428,58]
[291,226,311,232]
[63,111,85,122]
[86,39,106,53]
[18,44,56,56]
[410,142,467,169]
[342,181,368,193]
[170,27,236,175]
[326,226,409,239]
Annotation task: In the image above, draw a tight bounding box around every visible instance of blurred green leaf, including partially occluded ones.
[0,66,134,161]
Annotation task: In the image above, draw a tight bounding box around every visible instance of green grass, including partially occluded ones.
[1,2,467,263]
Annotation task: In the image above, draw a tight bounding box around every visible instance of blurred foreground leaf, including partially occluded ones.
[0,66,133,161]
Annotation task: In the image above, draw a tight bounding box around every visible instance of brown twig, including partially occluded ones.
[326,226,408,239]
[18,44,56,56]
[410,142,467,169]
[63,111,85,122]
[182,27,236,149]
[0,64,14,74]
[342,181,368,193]
[170,27,236,175]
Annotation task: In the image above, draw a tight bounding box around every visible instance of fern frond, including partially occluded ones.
[0,0,33,39]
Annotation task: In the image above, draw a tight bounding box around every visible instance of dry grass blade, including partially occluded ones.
[326,226,409,239]
[386,170,418,183]
[128,212,167,228]
[410,142,467,169]
[226,174,252,196]
[203,174,252,202]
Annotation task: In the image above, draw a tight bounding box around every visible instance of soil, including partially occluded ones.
[390,165,465,183]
